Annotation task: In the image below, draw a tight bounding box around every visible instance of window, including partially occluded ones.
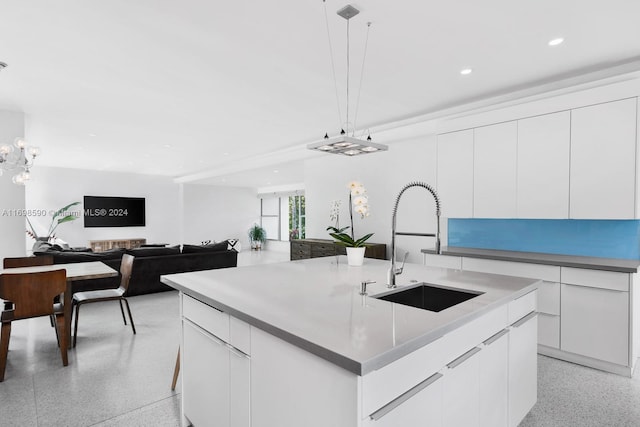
[260,198,280,241]
[259,193,305,242]
[289,195,305,240]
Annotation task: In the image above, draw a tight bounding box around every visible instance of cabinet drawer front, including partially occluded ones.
[424,254,462,270]
[561,267,629,291]
[362,303,507,417]
[462,258,560,282]
[183,294,230,342]
[537,281,560,315]
[538,313,560,349]
[290,242,311,260]
[311,243,336,257]
[560,284,629,366]
[508,290,537,325]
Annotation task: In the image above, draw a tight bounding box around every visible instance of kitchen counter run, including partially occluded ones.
[162,257,538,375]
[421,246,640,273]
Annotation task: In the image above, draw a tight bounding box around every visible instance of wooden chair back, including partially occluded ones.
[119,254,134,292]
[0,270,66,320]
[3,255,54,268]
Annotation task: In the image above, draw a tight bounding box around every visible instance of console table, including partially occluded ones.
[89,238,146,252]
[290,239,386,261]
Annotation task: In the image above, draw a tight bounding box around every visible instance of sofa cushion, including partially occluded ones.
[182,241,229,254]
[126,246,181,258]
[40,248,125,264]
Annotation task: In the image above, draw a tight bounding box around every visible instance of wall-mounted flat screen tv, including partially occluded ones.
[84,196,146,227]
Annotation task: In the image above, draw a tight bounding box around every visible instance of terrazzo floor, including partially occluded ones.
[1,249,639,426]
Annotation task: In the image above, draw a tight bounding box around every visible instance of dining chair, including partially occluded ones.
[72,254,136,347]
[0,269,68,382]
[2,255,57,324]
[3,255,54,268]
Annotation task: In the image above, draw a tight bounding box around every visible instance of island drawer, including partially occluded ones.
[361,303,508,417]
[183,294,230,342]
[508,290,537,325]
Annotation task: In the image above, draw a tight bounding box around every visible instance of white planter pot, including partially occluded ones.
[346,247,366,266]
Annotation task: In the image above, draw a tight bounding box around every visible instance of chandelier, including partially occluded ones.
[308,3,388,156]
[0,138,41,185]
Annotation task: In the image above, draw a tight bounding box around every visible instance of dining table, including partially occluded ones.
[0,261,119,349]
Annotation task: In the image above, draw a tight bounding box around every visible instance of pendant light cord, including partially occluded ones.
[346,17,350,133]
[323,0,343,131]
[352,22,371,136]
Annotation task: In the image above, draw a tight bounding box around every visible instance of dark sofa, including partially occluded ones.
[36,243,237,297]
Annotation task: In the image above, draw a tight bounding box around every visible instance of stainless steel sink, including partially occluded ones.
[373,283,483,312]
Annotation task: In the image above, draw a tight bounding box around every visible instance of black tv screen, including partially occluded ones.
[84,196,146,227]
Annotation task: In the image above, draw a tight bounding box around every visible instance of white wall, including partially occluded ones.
[305,136,439,264]
[25,166,181,248]
[182,184,259,249]
[0,110,26,258]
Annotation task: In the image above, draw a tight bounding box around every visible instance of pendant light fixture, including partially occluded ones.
[308,2,388,156]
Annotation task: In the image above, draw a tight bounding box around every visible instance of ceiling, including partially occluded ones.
[1,0,639,188]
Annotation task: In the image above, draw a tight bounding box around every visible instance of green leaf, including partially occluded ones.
[353,233,374,247]
[329,232,356,247]
[52,202,80,220]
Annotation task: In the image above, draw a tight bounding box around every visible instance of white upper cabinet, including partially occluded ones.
[473,122,518,218]
[569,98,638,219]
[517,111,570,218]
[437,129,474,218]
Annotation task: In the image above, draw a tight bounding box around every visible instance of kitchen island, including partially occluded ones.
[162,257,539,427]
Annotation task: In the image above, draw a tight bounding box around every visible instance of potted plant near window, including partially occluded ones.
[248,224,267,250]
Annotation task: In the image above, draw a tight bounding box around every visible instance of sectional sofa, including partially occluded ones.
[35,242,237,296]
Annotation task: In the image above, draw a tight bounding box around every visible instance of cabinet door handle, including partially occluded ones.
[184,318,225,346]
[483,328,509,346]
[446,347,481,369]
[369,373,443,421]
[511,311,537,328]
[227,343,250,359]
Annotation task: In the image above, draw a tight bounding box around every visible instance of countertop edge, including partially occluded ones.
[421,247,640,273]
[161,274,540,376]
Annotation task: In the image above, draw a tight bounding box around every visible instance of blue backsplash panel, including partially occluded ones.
[448,219,640,260]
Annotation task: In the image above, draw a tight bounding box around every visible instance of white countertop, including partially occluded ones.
[161,257,538,375]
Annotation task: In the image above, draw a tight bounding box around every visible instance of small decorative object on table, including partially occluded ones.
[248,224,267,250]
[327,181,373,266]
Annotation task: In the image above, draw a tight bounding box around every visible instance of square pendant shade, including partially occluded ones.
[307,136,388,156]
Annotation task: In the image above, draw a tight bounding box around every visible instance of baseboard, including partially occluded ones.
[538,344,632,377]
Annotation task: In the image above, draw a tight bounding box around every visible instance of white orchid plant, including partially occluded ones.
[327,181,373,248]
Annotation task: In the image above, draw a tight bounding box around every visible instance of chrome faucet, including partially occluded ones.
[388,182,441,288]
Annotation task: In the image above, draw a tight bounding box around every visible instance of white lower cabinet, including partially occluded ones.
[508,313,538,427]
[182,295,251,427]
[479,330,509,427]
[560,283,629,366]
[443,347,481,427]
[537,313,560,349]
[230,348,251,427]
[183,321,231,427]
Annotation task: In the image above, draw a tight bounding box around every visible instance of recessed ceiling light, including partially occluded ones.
[88,133,97,137]
[223,152,229,156]
[163,144,171,148]
[548,37,564,46]
[273,170,279,173]
[460,68,473,75]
